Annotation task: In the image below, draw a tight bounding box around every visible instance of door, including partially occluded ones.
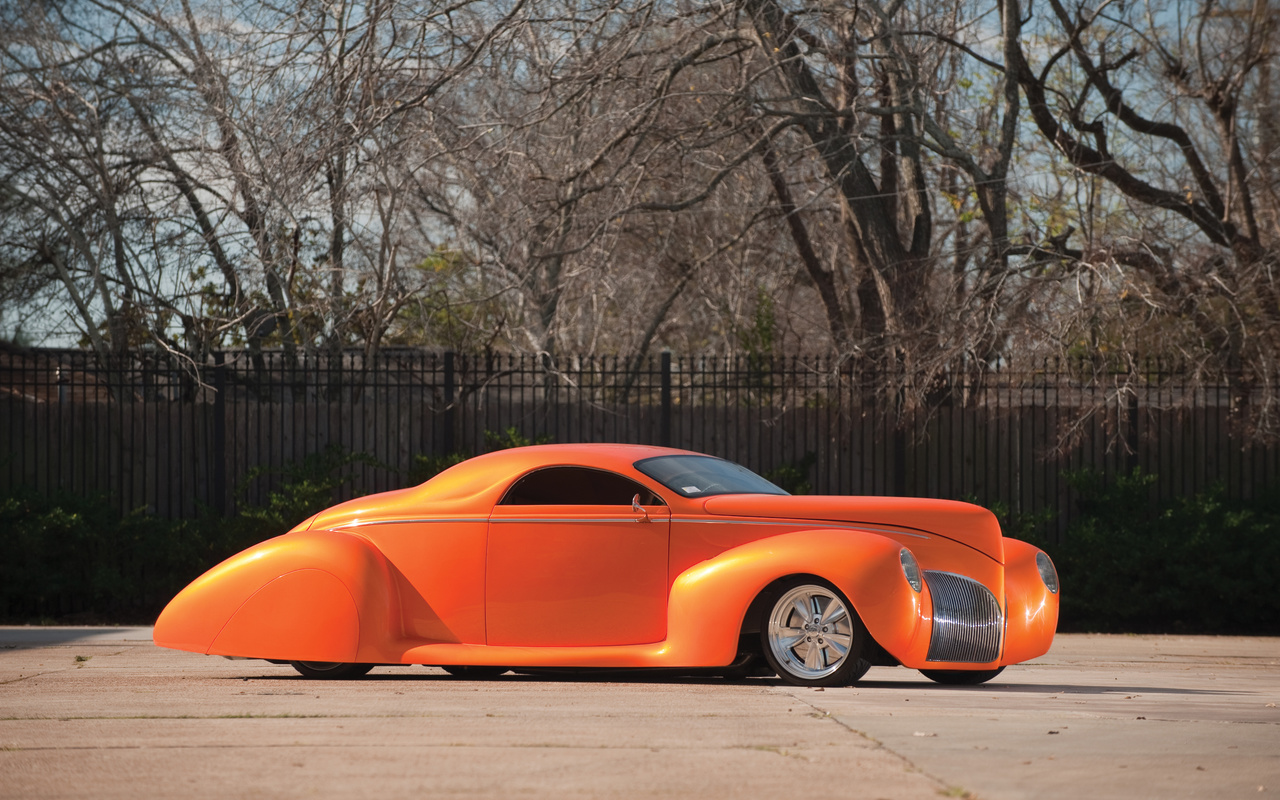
[485,467,670,647]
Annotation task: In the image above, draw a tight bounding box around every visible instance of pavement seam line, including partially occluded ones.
[0,671,63,685]
[781,688,961,794]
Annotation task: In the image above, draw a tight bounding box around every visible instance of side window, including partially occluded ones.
[500,467,665,506]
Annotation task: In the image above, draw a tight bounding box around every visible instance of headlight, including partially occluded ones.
[900,548,923,592]
[1036,551,1059,594]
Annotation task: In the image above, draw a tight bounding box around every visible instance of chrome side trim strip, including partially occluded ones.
[335,517,489,528]
[671,518,930,539]
[338,516,928,539]
[489,518,653,524]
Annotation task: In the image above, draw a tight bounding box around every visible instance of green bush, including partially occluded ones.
[483,426,552,451]
[234,444,386,540]
[764,452,817,495]
[7,450,1278,634]
[1036,470,1280,634]
[0,489,216,622]
[408,426,551,484]
[1,436,526,622]
[407,451,470,485]
[1,444,391,623]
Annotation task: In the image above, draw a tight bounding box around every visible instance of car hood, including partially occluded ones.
[701,494,1005,563]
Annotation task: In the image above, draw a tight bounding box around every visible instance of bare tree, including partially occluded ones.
[445,0,1049,399]
[8,0,1280,441]
[398,2,786,359]
[0,0,527,371]
[1005,0,1280,431]
[0,5,143,367]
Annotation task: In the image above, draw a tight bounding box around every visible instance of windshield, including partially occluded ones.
[634,455,788,498]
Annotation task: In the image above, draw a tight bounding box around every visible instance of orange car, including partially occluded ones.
[154,444,1058,686]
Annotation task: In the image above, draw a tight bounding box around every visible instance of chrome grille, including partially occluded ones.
[925,571,1003,663]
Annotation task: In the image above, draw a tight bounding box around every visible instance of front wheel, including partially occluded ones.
[761,580,870,687]
[919,667,1005,685]
[290,661,375,679]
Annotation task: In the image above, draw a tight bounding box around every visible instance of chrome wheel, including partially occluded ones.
[762,582,868,686]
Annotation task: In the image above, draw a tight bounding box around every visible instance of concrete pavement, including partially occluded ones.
[1,629,1276,799]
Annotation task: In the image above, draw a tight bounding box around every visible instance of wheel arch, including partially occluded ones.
[734,573,815,663]
[736,572,903,668]
[664,529,929,667]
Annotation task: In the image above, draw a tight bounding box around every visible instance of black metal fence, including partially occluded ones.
[4,347,1278,537]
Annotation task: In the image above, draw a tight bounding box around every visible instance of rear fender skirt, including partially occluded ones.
[209,568,360,662]
[155,530,400,662]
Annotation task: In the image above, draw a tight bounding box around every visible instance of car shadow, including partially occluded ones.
[852,679,1246,696]
[219,669,1247,696]
[0,627,154,646]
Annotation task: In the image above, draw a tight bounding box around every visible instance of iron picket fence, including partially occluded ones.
[3,347,1277,535]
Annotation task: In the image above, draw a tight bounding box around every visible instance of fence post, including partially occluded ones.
[443,351,456,456]
[892,385,907,496]
[212,351,227,516]
[1126,391,1140,474]
[660,352,672,447]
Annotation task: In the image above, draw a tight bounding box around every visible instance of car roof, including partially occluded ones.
[418,443,702,505]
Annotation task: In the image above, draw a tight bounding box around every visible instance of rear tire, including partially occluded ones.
[760,579,870,687]
[919,667,1005,685]
[290,661,375,679]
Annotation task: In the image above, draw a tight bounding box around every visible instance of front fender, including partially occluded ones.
[663,528,926,666]
[153,529,399,662]
[1001,538,1059,664]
